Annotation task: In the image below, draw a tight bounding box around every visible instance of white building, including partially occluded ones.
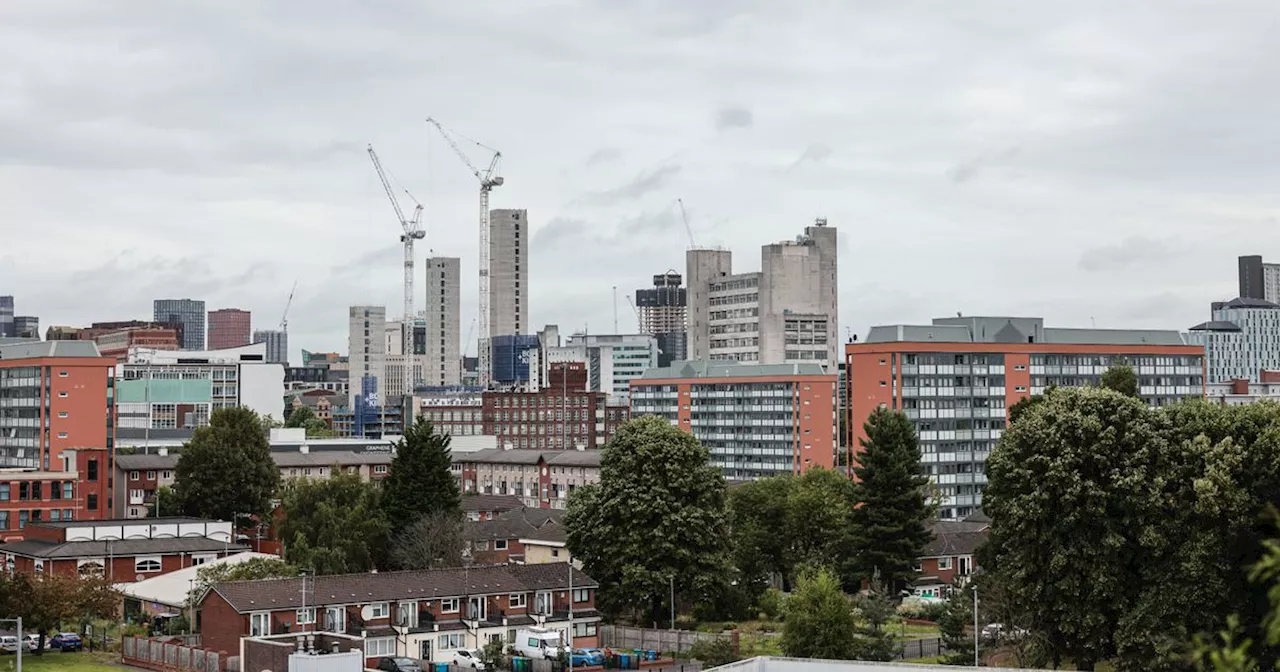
[348,306,386,408]
[1206,372,1280,405]
[424,256,462,386]
[489,209,528,338]
[115,342,285,440]
[1185,297,1280,383]
[687,219,838,370]
[533,331,658,403]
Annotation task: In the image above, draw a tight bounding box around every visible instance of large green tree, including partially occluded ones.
[728,477,793,596]
[938,581,976,665]
[381,417,461,537]
[174,407,281,522]
[847,408,932,591]
[280,471,389,574]
[1100,362,1139,398]
[565,415,732,622]
[286,405,335,438]
[188,557,299,604]
[0,572,118,653]
[786,468,856,575]
[781,568,858,659]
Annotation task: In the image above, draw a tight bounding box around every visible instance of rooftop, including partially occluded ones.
[0,537,248,559]
[466,507,566,543]
[862,316,1187,346]
[1188,320,1243,332]
[210,562,596,613]
[635,360,829,381]
[457,449,603,468]
[116,451,393,472]
[35,516,211,529]
[461,494,525,513]
[0,340,104,360]
[923,520,989,558]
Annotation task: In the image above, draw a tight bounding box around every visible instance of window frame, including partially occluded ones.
[135,556,163,573]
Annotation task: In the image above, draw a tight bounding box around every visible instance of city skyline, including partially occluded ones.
[4,3,1280,361]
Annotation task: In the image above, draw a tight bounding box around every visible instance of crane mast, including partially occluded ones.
[425,117,503,389]
[367,144,424,402]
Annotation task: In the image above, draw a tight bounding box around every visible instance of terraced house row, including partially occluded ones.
[198,563,600,666]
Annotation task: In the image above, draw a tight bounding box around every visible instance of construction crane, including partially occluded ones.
[367,144,424,401]
[426,117,503,389]
[676,198,696,248]
[279,280,297,331]
[625,295,643,333]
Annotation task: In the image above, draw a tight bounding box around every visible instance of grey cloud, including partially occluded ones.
[585,148,622,166]
[580,165,682,204]
[1078,237,1173,272]
[789,144,832,170]
[948,147,1021,184]
[715,106,754,131]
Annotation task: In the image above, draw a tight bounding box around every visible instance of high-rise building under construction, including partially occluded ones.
[636,271,687,367]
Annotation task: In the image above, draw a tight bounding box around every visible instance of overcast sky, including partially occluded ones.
[3,1,1279,362]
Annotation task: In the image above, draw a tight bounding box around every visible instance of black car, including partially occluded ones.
[376,657,422,672]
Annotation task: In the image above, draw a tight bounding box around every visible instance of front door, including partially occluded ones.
[420,640,431,661]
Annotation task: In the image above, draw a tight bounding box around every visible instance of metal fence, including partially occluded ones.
[600,626,726,654]
[122,635,224,672]
[896,637,943,660]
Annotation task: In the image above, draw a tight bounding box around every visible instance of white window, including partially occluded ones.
[369,602,389,618]
[58,371,68,378]
[297,607,316,624]
[508,593,526,608]
[440,598,459,613]
[495,539,508,550]
[251,612,271,637]
[374,465,388,474]
[573,589,589,603]
[57,433,67,439]
[162,471,172,480]
[572,622,597,637]
[33,560,43,574]
[475,541,489,551]
[437,633,463,650]
[191,554,217,566]
[57,412,68,418]
[366,637,395,657]
[76,559,104,576]
[135,556,162,573]
[129,471,139,481]
[146,471,156,480]
[324,607,346,632]
[58,392,67,398]
[938,557,953,570]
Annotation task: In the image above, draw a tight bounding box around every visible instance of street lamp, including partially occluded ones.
[971,584,979,667]
[0,617,22,672]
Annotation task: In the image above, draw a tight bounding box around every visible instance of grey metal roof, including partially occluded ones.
[635,360,828,380]
[0,537,248,559]
[863,325,974,344]
[0,340,103,360]
[34,516,211,528]
[458,449,602,468]
[1189,320,1243,332]
[1221,297,1280,309]
[1040,327,1187,346]
[116,451,394,472]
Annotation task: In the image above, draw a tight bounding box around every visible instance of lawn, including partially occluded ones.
[0,651,119,672]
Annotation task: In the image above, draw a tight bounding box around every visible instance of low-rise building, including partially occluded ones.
[1207,370,1280,404]
[198,563,601,665]
[630,360,837,480]
[455,450,602,509]
[93,326,180,361]
[912,517,989,600]
[461,494,526,522]
[0,517,247,579]
[466,508,567,565]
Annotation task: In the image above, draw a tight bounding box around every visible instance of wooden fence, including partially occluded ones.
[122,635,226,672]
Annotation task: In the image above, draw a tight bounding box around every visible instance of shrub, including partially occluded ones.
[687,637,739,667]
[756,587,786,621]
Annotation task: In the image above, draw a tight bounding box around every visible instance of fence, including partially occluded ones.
[896,637,943,660]
[600,626,725,654]
[122,635,226,672]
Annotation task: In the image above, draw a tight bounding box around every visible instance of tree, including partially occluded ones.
[389,510,465,570]
[281,471,389,574]
[847,408,932,592]
[259,413,284,436]
[1100,362,1139,398]
[146,485,181,518]
[781,568,858,659]
[728,477,793,596]
[1192,516,1280,670]
[286,405,335,438]
[0,573,119,653]
[188,556,299,604]
[381,417,461,537]
[852,578,898,662]
[938,582,975,665]
[786,468,856,576]
[174,407,281,523]
[565,415,732,622]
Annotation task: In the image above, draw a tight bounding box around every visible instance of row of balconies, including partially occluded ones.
[904,408,1005,420]
[919,451,993,464]
[900,365,1006,376]
[918,429,1004,441]
[902,387,1006,398]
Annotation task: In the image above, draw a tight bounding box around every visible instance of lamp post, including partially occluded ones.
[0,617,22,672]
[972,584,979,667]
[567,552,573,672]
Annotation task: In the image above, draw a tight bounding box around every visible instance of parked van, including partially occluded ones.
[513,627,562,660]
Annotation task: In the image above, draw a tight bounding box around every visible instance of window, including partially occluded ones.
[56,432,67,439]
[366,637,395,657]
[58,371,68,378]
[57,412,68,418]
[162,471,172,480]
[191,554,216,566]
[62,483,72,499]
[250,612,271,637]
[77,559,104,576]
[135,557,162,573]
[572,622,597,637]
[938,557,953,570]
[573,589,589,603]
[475,541,489,551]
[551,549,560,558]
[508,593,526,608]
[87,460,98,481]
[18,483,28,501]
[296,607,316,624]
[440,598,459,613]
[130,471,139,481]
[0,485,7,502]
[146,471,156,480]
[33,560,44,574]
[87,494,98,511]
[17,511,26,529]
[437,634,463,650]
[58,392,67,398]
[369,602,389,619]
[494,539,508,550]
[374,465,388,474]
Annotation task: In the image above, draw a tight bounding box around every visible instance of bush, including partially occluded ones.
[919,601,948,623]
[687,637,739,667]
[756,587,786,621]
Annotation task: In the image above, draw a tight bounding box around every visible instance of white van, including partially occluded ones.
[513,627,562,660]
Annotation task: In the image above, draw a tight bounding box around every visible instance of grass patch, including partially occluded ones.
[905,655,946,665]
[0,652,119,672]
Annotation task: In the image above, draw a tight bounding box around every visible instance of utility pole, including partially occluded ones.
[567,554,574,672]
[972,584,979,667]
[669,575,675,630]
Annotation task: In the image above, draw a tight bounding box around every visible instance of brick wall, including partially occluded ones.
[198,591,246,656]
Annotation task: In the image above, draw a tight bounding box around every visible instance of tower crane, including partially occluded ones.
[367,144,424,401]
[625,295,643,333]
[676,198,696,248]
[279,280,297,332]
[426,117,503,389]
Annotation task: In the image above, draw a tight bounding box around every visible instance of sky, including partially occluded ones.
[4,1,1280,363]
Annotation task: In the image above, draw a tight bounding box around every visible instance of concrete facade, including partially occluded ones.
[14,316,38,340]
[254,329,289,366]
[847,316,1205,519]
[686,219,838,370]
[0,297,12,338]
[424,256,462,386]
[1238,255,1280,303]
[153,298,206,350]
[348,306,386,408]
[542,333,659,403]
[1186,297,1280,383]
[489,209,528,338]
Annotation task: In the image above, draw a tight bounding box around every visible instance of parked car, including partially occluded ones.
[0,637,22,654]
[49,633,83,652]
[580,649,606,666]
[375,657,421,672]
[22,635,42,651]
[981,623,1028,642]
[569,649,602,667]
[451,648,486,670]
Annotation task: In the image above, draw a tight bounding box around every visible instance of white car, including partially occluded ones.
[0,636,21,654]
[22,635,41,651]
[450,648,486,670]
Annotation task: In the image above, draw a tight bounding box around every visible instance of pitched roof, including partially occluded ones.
[0,537,249,559]
[116,451,394,472]
[922,521,988,558]
[461,494,525,513]
[1188,320,1243,332]
[457,450,603,468]
[210,563,597,613]
[466,508,566,543]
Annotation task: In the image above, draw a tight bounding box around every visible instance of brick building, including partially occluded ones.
[466,508,567,565]
[846,315,1205,519]
[0,517,246,579]
[0,341,116,477]
[0,447,110,539]
[630,360,837,480]
[911,517,989,600]
[93,326,180,361]
[208,309,252,351]
[455,450,601,509]
[198,563,600,665]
